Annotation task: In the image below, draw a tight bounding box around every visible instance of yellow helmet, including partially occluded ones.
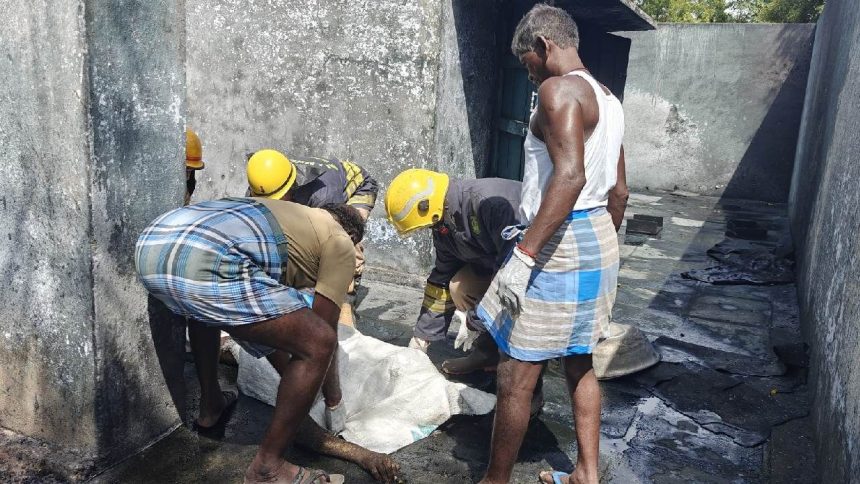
[185,129,205,170]
[247,149,297,199]
[385,168,450,235]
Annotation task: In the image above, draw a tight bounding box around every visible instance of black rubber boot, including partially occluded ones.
[441,332,500,375]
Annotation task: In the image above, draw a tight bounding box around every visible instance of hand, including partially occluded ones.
[454,310,479,351]
[496,246,535,316]
[325,402,346,435]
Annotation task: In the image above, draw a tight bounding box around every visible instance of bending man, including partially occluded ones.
[384,170,519,368]
[136,198,397,483]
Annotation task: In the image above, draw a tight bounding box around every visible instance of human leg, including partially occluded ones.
[225,308,337,482]
[442,266,496,375]
[188,319,236,428]
[479,354,545,484]
[537,355,600,484]
[563,354,600,484]
[263,348,399,482]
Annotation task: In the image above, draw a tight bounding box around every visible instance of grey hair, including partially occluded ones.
[511,4,580,57]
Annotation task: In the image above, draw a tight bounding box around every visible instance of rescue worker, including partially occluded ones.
[246,149,379,326]
[384,168,521,375]
[185,129,205,205]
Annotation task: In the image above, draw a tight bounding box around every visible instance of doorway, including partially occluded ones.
[488,2,631,181]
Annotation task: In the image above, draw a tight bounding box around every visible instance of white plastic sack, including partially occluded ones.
[232,325,496,454]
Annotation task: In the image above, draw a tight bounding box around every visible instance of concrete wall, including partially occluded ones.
[620,24,814,202]
[0,0,186,479]
[788,0,860,480]
[186,0,448,278]
[434,0,500,180]
[0,0,96,456]
[85,0,187,465]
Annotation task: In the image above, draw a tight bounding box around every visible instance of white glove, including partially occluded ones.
[324,402,346,435]
[496,246,535,316]
[454,310,479,351]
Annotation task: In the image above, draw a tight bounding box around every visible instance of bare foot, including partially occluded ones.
[357,450,401,482]
[570,465,598,484]
[196,389,238,428]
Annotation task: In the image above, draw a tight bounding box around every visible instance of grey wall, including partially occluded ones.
[0,0,96,455]
[85,0,187,466]
[186,0,446,278]
[620,24,814,202]
[0,0,186,479]
[434,0,500,180]
[788,0,860,480]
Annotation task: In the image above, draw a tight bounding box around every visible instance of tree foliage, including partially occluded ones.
[634,0,732,23]
[754,0,825,22]
[635,0,826,23]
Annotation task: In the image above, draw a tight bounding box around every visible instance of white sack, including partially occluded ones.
[233,325,496,454]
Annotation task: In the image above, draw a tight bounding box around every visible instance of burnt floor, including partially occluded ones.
[97,190,815,483]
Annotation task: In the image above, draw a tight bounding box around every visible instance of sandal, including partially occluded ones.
[539,470,569,484]
[191,389,239,437]
[294,467,345,484]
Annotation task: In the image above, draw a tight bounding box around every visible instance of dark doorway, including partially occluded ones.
[488,1,632,181]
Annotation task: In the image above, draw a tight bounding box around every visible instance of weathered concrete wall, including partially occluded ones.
[186,0,444,277]
[0,0,96,455]
[788,0,860,480]
[0,0,186,479]
[85,0,187,465]
[620,24,814,202]
[434,0,500,180]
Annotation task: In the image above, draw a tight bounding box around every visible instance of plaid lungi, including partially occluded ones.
[135,198,308,357]
[476,207,619,361]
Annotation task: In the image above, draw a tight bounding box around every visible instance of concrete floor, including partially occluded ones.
[97,190,814,483]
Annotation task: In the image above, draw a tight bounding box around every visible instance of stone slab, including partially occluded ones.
[654,336,785,377]
[687,294,772,327]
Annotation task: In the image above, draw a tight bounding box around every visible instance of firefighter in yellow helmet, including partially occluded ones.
[246,149,378,219]
[385,169,531,374]
[185,129,205,205]
[246,149,379,327]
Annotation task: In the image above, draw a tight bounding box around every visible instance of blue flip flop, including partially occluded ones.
[540,470,569,484]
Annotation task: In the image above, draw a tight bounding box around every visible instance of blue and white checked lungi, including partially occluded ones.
[476,207,619,361]
[135,198,308,357]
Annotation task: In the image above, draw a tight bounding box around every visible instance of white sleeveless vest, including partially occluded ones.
[519,70,625,223]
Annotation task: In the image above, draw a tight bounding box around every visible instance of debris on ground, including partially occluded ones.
[682,237,795,285]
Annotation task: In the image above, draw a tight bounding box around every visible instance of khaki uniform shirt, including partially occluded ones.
[255,199,355,307]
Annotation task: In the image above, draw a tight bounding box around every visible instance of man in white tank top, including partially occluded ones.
[477,5,629,484]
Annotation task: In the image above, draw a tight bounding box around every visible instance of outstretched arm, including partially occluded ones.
[265,353,400,482]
